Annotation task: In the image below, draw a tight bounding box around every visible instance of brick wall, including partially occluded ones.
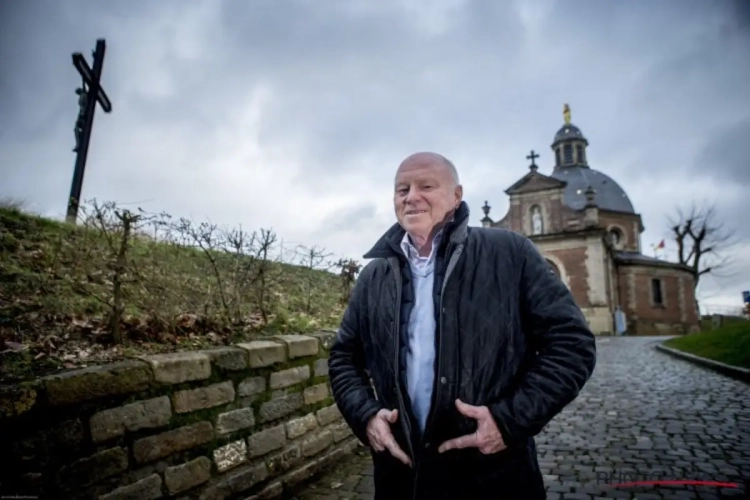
[541,246,589,306]
[598,212,642,252]
[617,267,701,335]
[0,332,358,500]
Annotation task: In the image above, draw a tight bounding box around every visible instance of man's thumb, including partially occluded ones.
[387,409,399,423]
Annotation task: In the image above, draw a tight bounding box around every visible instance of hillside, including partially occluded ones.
[0,201,358,383]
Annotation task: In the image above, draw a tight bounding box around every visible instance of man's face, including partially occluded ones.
[394,154,462,237]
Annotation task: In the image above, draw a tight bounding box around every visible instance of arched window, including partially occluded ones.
[530,205,543,235]
[555,148,561,166]
[563,144,573,164]
[608,226,625,249]
[576,144,585,164]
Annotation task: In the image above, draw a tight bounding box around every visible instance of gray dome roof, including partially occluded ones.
[553,123,587,145]
[550,166,635,213]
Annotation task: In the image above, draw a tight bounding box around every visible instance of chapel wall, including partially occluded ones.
[598,212,642,252]
[616,265,701,335]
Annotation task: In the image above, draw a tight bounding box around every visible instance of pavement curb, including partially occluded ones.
[655,343,750,385]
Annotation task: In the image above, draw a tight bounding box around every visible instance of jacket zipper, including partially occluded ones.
[412,243,464,499]
[388,258,416,465]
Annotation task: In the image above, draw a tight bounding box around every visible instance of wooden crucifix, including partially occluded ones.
[66,39,113,224]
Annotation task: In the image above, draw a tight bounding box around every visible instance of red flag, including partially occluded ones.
[656,240,665,249]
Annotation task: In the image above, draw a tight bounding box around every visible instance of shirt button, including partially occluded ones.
[440,377,447,385]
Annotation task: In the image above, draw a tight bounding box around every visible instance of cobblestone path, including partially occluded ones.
[286,336,749,499]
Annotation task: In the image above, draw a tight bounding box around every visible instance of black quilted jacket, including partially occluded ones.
[328,202,596,499]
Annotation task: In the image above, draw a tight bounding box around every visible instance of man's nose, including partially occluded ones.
[404,188,420,203]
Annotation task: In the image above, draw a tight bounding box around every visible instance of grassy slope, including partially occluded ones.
[663,322,750,369]
[0,206,348,382]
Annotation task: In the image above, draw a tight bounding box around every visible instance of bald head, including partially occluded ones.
[393,152,463,247]
[395,152,459,187]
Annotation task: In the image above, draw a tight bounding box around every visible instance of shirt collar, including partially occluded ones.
[400,229,444,263]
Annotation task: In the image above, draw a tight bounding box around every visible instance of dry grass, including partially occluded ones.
[0,201,359,383]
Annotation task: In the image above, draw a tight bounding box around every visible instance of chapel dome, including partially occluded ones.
[548,104,635,214]
[550,166,635,213]
[552,123,587,146]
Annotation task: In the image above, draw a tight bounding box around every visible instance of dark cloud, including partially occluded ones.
[0,0,747,308]
[696,119,750,185]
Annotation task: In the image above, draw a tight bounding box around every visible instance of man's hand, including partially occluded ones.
[438,399,507,454]
[366,409,412,467]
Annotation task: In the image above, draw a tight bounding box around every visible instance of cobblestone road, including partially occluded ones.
[287,336,750,499]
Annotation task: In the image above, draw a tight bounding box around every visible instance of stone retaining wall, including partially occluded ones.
[0,331,359,500]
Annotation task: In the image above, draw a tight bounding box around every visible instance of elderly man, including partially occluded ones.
[328,152,596,499]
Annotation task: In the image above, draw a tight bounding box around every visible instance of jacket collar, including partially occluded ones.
[363,201,471,260]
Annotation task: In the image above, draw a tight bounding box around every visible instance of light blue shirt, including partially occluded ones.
[400,230,443,432]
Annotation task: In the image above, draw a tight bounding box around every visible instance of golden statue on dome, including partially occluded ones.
[563,103,571,124]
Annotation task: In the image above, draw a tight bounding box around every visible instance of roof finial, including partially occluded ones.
[526,149,539,170]
[563,103,571,124]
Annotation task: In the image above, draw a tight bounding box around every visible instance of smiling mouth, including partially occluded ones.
[405,210,428,215]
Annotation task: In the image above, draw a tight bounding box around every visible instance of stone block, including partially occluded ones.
[302,430,333,457]
[311,330,337,350]
[303,383,329,405]
[214,439,247,473]
[331,421,353,442]
[269,365,310,390]
[140,351,211,384]
[216,407,256,435]
[265,445,303,476]
[237,341,286,368]
[164,456,211,495]
[172,381,235,413]
[90,396,172,443]
[281,460,316,490]
[44,361,152,406]
[199,463,269,500]
[316,404,342,426]
[313,358,329,377]
[57,447,128,490]
[99,474,162,500]
[237,376,266,397]
[247,424,286,457]
[244,480,283,500]
[133,421,214,464]
[286,413,319,439]
[0,383,38,418]
[259,393,304,423]
[273,334,319,358]
[205,347,248,371]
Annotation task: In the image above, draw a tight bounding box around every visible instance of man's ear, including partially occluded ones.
[454,185,463,206]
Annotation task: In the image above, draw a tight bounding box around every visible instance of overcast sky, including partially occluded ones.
[1,0,748,311]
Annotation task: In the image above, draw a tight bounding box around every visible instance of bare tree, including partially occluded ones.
[669,201,737,293]
[297,245,334,313]
[334,258,362,305]
[72,200,144,344]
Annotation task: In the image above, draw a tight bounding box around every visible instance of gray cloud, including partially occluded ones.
[0,0,747,309]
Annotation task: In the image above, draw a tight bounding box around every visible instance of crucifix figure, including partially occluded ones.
[526,150,539,168]
[73,82,88,152]
[66,39,113,224]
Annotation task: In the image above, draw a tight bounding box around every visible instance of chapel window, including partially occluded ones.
[576,144,585,164]
[609,228,623,248]
[563,144,573,164]
[651,278,663,306]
